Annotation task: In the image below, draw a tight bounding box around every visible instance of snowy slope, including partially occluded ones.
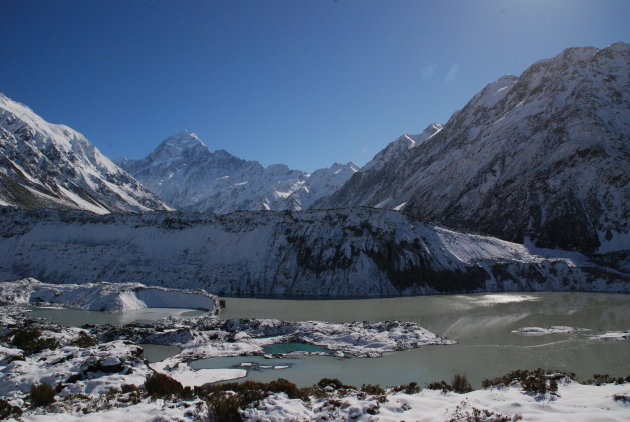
[0,93,169,213]
[0,207,626,297]
[316,43,630,257]
[0,278,219,312]
[118,130,358,213]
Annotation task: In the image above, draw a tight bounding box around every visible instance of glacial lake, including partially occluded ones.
[26,307,206,326]
[203,292,630,388]
[25,292,630,388]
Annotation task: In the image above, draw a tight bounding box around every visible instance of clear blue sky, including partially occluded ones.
[2,0,629,172]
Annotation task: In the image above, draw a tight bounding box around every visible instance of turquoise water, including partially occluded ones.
[139,344,182,363]
[262,342,330,354]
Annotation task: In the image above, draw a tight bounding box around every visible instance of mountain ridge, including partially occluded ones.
[0,206,626,297]
[0,93,170,214]
[314,42,630,257]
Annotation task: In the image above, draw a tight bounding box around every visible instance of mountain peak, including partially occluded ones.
[149,130,211,163]
[161,130,207,150]
[0,92,169,213]
[315,44,630,256]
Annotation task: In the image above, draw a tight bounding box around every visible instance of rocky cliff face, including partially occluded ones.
[118,131,358,213]
[0,206,626,297]
[316,43,630,257]
[0,93,169,214]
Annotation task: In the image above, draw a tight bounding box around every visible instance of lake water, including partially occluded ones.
[26,307,206,326]
[139,344,182,363]
[201,292,630,388]
[25,293,630,388]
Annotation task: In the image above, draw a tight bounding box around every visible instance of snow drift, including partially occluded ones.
[0,278,220,312]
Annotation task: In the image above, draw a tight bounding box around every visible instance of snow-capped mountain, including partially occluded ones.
[118,130,358,213]
[0,206,626,296]
[315,43,630,257]
[0,93,169,214]
[360,123,443,174]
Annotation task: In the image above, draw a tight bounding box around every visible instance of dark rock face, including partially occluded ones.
[316,44,630,256]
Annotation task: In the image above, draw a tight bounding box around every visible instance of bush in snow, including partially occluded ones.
[200,378,310,421]
[145,373,192,399]
[481,368,562,396]
[360,384,385,395]
[30,383,56,407]
[69,332,99,348]
[0,399,22,419]
[392,381,421,394]
[452,374,473,393]
[10,327,59,355]
[426,380,453,393]
[425,374,472,394]
[316,378,354,391]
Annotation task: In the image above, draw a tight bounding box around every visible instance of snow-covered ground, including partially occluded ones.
[242,380,630,421]
[0,279,220,312]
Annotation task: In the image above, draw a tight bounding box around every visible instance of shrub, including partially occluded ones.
[366,403,380,415]
[452,374,473,393]
[205,392,242,422]
[200,378,314,420]
[106,387,121,398]
[481,369,561,396]
[614,375,630,384]
[121,384,140,393]
[401,382,421,394]
[145,373,184,398]
[0,398,22,419]
[10,327,60,355]
[267,378,306,400]
[317,378,352,390]
[588,374,615,386]
[70,333,99,348]
[30,383,56,407]
[426,380,452,393]
[361,384,385,395]
[448,404,512,422]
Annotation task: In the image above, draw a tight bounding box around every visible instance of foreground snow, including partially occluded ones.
[150,361,247,387]
[20,399,207,422]
[242,381,630,421]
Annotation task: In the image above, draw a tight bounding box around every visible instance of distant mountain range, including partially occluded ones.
[116,130,358,213]
[1,42,628,272]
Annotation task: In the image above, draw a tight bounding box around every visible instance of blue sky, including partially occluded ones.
[2,0,629,172]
